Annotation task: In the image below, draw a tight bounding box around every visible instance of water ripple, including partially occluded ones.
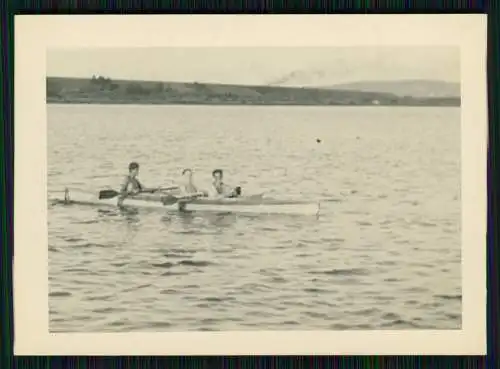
[49,291,72,297]
[48,104,462,332]
[309,268,369,276]
[151,261,176,268]
[178,260,213,267]
[436,294,462,301]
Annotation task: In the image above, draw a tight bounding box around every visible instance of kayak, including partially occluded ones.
[180,197,320,216]
[50,188,321,216]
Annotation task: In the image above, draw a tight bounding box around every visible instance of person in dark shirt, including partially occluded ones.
[117,162,158,206]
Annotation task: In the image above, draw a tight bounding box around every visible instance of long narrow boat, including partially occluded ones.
[50,188,321,216]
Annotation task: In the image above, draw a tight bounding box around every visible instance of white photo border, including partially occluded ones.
[14,14,487,355]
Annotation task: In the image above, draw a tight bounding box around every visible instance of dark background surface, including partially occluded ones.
[1,0,496,368]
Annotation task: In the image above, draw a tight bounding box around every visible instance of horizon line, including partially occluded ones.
[45,75,461,87]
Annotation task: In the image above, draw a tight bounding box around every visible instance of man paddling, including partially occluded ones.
[117,162,159,206]
[211,169,241,198]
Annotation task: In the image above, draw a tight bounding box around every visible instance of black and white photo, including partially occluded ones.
[14,15,487,355]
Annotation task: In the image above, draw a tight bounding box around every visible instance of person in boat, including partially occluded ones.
[211,169,241,198]
[181,168,208,197]
[176,168,209,211]
[117,162,158,206]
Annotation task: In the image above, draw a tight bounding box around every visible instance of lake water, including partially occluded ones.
[47,104,461,332]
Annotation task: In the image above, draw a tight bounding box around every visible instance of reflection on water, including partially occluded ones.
[48,104,461,332]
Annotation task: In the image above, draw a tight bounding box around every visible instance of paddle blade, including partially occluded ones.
[160,192,205,206]
[160,194,180,206]
[98,189,119,200]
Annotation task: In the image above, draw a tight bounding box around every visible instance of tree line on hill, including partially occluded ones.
[46,75,461,107]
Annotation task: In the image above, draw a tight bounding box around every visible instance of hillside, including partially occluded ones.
[268,69,460,98]
[323,80,461,98]
[46,76,460,107]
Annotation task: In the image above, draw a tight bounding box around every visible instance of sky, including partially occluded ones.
[47,46,460,86]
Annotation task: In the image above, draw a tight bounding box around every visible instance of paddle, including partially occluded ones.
[98,186,179,200]
[160,192,205,206]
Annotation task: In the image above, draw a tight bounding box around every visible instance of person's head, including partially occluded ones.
[212,169,223,181]
[182,168,193,180]
[128,162,140,177]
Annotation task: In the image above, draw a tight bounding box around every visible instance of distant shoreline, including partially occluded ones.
[46,76,461,107]
[46,99,461,108]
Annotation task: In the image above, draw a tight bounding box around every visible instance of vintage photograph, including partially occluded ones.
[14,15,487,355]
[46,46,462,332]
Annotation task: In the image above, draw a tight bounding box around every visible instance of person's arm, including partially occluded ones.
[120,176,130,194]
[117,176,130,206]
[178,185,189,196]
[208,185,221,198]
[135,178,155,193]
[137,179,163,193]
[190,184,209,197]
[220,184,236,197]
[135,178,145,193]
